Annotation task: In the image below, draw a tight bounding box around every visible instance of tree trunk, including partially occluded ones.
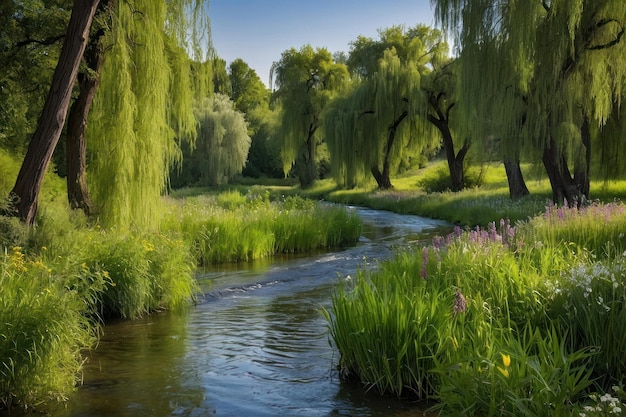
[370,166,392,189]
[8,0,100,225]
[542,138,580,206]
[573,115,591,202]
[503,158,530,200]
[427,94,468,192]
[370,110,407,190]
[66,8,108,215]
[298,123,318,188]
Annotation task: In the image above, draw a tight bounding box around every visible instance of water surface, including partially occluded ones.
[43,207,449,417]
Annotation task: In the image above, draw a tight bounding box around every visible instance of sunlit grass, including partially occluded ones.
[0,246,103,409]
[326,202,626,415]
[161,191,362,264]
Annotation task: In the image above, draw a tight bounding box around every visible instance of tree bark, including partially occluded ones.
[503,158,530,200]
[298,122,318,188]
[542,138,580,206]
[8,0,100,225]
[573,115,591,201]
[427,93,468,192]
[370,110,408,190]
[66,7,108,215]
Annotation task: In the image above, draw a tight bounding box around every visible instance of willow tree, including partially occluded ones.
[326,49,437,189]
[65,0,112,215]
[433,0,626,203]
[271,45,349,187]
[325,25,444,190]
[86,0,210,228]
[192,94,251,186]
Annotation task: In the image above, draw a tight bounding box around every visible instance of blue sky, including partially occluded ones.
[209,0,437,86]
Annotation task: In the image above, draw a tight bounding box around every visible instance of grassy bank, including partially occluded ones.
[325,201,626,416]
[1,179,361,410]
[297,161,626,227]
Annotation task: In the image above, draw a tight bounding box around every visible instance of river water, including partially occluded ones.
[41,207,449,417]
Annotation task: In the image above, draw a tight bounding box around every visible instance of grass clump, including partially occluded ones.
[0,247,104,409]
[163,191,362,264]
[325,201,626,415]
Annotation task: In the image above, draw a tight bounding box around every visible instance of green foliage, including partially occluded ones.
[324,25,445,189]
[192,94,252,186]
[326,201,626,414]
[433,0,626,198]
[228,58,270,117]
[0,0,68,154]
[272,45,349,187]
[87,0,210,229]
[161,191,361,264]
[434,325,595,416]
[81,230,196,319]
[0,246,103,409]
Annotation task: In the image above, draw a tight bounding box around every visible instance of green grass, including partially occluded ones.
[0,246,104,409]
[325,201,626,416]
[161,191,362,263]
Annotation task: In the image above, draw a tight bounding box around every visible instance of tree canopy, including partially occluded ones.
[86,0,211,228]
[271,45,349,187]
[433,0,626,203]
[325,25,448,189]
[192,94,251,186]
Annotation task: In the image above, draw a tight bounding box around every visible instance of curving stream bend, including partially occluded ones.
[42,207,449,417]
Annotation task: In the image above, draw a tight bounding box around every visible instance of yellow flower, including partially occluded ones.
[497,366,510,378]
[501,353,511,368]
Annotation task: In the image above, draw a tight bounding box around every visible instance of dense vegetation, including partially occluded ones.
[2,0,626,414]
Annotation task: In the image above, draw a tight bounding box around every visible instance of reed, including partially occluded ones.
[326,202,626,414]
[162,192,361,264]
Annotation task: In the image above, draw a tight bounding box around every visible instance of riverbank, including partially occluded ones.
[0,191,361,410]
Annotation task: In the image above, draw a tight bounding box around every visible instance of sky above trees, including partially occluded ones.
[210,0,435,87]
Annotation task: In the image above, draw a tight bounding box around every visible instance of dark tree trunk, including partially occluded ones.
[7,0,100,225]
[298,122,318,188]
[370,166,393,189]
[542,138,580,206]
[503,158,530,200]
[370,110,408,190]
[427,93,468,192]
[66,5,109,215]
[573,116,591,201]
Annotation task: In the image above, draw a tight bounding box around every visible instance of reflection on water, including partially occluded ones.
[35,207,448,417]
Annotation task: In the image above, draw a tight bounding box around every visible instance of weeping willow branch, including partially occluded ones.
[586,18,624,50]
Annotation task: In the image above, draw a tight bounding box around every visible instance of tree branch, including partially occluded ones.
[15,35,65,48]
[586,18,625,51]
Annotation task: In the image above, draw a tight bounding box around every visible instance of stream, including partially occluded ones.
[41,207,449,417]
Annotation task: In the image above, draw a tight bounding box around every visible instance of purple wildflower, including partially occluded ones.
[421,246,428,279]
[453,289,467,314]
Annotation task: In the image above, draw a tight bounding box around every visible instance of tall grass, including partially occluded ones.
[162,191,362,264]
[0,247,104,409]
[326,201,626,415]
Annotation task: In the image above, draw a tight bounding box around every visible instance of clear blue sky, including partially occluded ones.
[209,0,437,87]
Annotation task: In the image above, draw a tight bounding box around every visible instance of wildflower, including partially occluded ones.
[497,353,511,378]
[452,289,467,314]
[501,353,511,367]
[421,246,428,279]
